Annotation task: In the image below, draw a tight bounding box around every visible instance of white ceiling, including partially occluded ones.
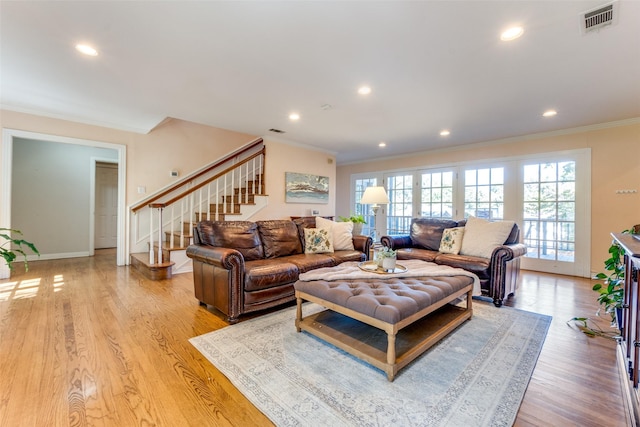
[1,1,639,164]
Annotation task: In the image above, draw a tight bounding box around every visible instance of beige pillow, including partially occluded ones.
[304,228,334,254]
[459,216,515,258]
[315,216,354,251]
[439,227,465,255]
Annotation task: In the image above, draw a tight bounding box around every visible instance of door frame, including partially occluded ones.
[1,129,127,276]
[91,158,119,254]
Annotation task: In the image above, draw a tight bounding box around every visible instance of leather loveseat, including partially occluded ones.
[381,217,527,307]
[186,217,372,323]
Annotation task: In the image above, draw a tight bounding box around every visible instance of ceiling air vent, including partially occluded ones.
[580,1,618,34]
[269,128,285,134]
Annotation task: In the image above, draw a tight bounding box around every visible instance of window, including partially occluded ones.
[464,167,504,220]
[386,173,413,235]
[420,171,454,219]
[523,161,576,262]
[354,177,377,237]
[349,149,589,276]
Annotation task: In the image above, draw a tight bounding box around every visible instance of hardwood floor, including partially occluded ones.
[0,250,628,426]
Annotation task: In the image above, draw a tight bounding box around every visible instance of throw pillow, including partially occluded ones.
[304,228,334,254]
[316,216,355,251]
[459,216,515,258]
[439,227,465,255]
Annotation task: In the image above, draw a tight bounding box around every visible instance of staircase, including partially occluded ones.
[129,139,266,280]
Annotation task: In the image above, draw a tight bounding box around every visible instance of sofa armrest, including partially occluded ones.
[186,245,245,270]
[491,243,527,262]
[186,245,246,322]
[381,235,412,250]
[489,243,527,306]
[352,235,373,259]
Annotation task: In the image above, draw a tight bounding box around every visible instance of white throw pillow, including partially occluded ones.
[459,216,515,258]
[439,227,465,255]
[316,216,355,251]
[304,228,334,254]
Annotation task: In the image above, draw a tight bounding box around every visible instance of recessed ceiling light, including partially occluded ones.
[289,113,300,121]
[500,26,524,41]
[542,110,557,117]
[358,86,372,95]
[378,141,386,147]
[440,130,451,136]
[75,43,98,56]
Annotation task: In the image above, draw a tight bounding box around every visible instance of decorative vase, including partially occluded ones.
[382,256,396,272]
[352,223,363,236]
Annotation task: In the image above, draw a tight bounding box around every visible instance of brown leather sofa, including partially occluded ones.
[186,217,372,323]
[381,218,526,307]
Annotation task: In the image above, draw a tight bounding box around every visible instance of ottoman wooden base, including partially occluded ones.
[295,282,472,381]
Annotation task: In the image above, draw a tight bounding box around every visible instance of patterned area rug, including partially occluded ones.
[190,300,551,427]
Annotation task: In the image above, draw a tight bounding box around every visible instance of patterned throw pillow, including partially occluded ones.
[439,227,465,255]
[304,228,334,254]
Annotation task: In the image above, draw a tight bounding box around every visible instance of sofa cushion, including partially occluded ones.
[304,228,334,253]
[410,218,459,250]
[434,253,491,281]
[316,216,355,251]
[244,259,300,291]
[396,247,439,262]
[459,216,515,258]
[257,220,303,258]
[196,221,264,261]
[328,250,366,264]
[285,253,336,273]
[439,227,465,255]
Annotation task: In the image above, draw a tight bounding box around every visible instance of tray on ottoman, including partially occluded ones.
[294,274,474,381]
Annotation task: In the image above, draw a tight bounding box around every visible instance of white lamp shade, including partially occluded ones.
[360,186,389,205]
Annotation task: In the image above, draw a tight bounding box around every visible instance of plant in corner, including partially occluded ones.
[568,228,632,339]
[338,214,367,236]
[338,214,367,224]
[1,228,39,272]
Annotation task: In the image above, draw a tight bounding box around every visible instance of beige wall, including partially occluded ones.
[0,110,257,205]
[0,110,338,244]
[254,138,336,220]
[336,120,640,272]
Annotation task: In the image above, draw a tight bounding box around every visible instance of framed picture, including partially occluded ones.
[285,172,329,204]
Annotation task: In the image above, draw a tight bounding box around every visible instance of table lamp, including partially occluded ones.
[360,186,390,240]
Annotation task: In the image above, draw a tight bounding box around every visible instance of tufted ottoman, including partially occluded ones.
[294,274,473,381]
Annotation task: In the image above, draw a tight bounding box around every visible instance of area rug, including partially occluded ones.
[190,301,551,427]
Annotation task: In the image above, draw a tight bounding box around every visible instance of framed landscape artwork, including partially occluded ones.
[285,172,329,204]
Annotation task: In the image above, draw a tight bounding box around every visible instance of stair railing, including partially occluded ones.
[130,139,265,266]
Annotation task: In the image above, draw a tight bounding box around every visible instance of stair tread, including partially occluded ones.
[154,242,188,251]
[130,252,174,268]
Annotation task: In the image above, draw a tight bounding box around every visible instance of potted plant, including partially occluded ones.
[1,228,39,273]
[338,214,367,236]
[376,246,397,272]
[592,236,626,328]
[569,228,632,339]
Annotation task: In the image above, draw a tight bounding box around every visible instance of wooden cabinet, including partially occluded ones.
[613,232,640,426]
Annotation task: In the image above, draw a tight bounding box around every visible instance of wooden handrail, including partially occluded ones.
[152,148,264,209]
[131,137,263,213]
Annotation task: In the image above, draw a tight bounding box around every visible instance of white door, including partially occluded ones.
[95,163,118,249]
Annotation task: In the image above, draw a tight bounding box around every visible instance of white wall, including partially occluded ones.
[12,137,117,257]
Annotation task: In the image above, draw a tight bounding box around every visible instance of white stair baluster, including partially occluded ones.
[207,185,211,221]
[149,206,154,264]
[181,199,185,245]
[157,207,163,264]
[170,205,175,249]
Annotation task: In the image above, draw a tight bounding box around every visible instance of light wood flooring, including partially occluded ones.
[0,249,628,426]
